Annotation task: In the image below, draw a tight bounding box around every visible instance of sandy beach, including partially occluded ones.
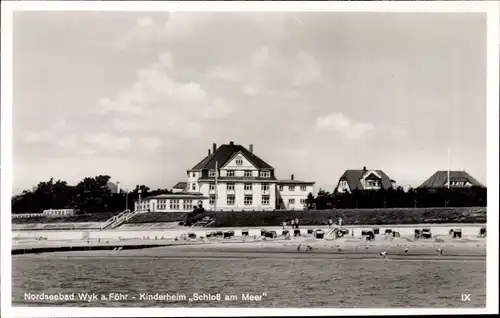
[18,233,486,260]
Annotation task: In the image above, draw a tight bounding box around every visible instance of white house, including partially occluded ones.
[277,175,315,210]
[134,142,315,212]
[335,166,396,193]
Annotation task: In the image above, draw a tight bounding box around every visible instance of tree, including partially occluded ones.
[305,192,315,210]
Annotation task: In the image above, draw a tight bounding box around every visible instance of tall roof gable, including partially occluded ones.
[191,142,274,170]
[338,169,394,190]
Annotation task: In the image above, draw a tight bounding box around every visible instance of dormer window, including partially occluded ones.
[260,170,271,178]
[235,157,243,165]
[365,180,380,187]
[209,170,216,177]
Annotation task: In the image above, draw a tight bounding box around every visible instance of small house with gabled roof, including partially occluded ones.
[335,166,396,193]
[418,170,485,189]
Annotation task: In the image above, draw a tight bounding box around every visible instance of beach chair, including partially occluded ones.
[307,229,314,235]
[242,230,249,236]
[422,229,432,239]
[260,229,268,237]
[294,229,301,237]
[452,229,462,239]
[414,229,421,239]
[282,230,289,236]
[392,231,400,238]
[373,228,380,235]
[479,228,486,237]
[361,230,367,236]
[265,231,277,239]
[384,229,392,235]
[315,230,325,239]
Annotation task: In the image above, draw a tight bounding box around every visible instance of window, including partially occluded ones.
[262,195,270,205]
[227,182,235,191]
[260,170,271,178]
[227,170,235,177]
[209,170,216,177]
[366,180,380,187]
[227,195,235,205]
[170,200,180,210]
[209,183,215,191]
[244,183,252,191]
[300,199,306,204]
[279,185,284,191]
[192,184,196,191]
[289,185,295,191]
[261,183,269,191]
[288,198,295,204]
[183,200,193,210]
[158,199,167,210]
[244,170,252,177]
[192,172,196,177]
[209,195,215,205]
[244,195,253,206]
[236,158,243,165]
[300,185,307,191]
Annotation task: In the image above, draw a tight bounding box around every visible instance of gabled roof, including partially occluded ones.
[172,182,187,189]
[338,169,394,190]
[418,171,485,188]
[191,143,274,170]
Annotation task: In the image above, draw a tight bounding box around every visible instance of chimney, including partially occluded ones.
[116,181,120,194]
[363,166,367,172]
[212,143,217,153]
[208,149,211,156]
[229,141,234,146]
[249,144,253,153]
[291,174,294,181]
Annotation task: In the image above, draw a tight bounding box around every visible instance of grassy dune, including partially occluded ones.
[128,207,486,227]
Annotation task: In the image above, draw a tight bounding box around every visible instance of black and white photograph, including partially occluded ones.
[1,1,499,317]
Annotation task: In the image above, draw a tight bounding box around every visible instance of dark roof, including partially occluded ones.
[278,180,315,185]
[338,169,394,190]
[191,143,274,170]
[140,193,207,201]
[172,182,187,189]
[418,171,485,188]
[198,176,277,182]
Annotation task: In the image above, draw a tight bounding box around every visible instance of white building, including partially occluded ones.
[335,166,396,193]
[277,175,315,210]
[134,142,315,212]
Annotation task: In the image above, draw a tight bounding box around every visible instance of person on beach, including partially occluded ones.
[290,219,295,229]
[282,220,287,229]
[297,244,302,252]
[380,251,388,259]
[295,218,299,229]
[328,217,333,228]
[437,248,443,256]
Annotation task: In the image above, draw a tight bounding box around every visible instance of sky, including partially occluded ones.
[12,11,487,194]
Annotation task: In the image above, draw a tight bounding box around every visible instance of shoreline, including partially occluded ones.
[13,235,487,258]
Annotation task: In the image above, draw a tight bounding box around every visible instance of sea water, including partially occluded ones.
[12,255,485,307]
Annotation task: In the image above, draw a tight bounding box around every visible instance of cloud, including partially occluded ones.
[316,113,376,139]
[22,130,53,143]
[83,133,131,152]
[292,51,322,87]
[141,137,162,152]
[99,52,233,139]
[316,112,408,140]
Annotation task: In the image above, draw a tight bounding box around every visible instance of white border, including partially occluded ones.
[1,1,499,317]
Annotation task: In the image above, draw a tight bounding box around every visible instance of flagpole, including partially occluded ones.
[447,147,451,189]
[214,161,218,212]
